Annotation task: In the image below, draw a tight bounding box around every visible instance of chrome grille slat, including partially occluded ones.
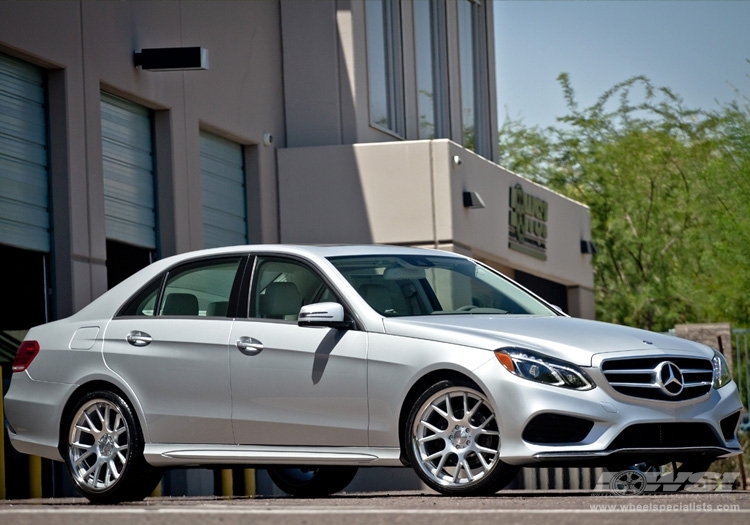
[601,356,713,401]
[608,379,710,386]
[608,382,660,389]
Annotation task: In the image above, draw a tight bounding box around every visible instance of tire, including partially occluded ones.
[64,390,162,504]
[267,466,358,497]
[404,379,518,496]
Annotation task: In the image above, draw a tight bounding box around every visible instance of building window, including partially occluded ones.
[366,0,404,136]
[414,0,449,139]
[458,0,491,158]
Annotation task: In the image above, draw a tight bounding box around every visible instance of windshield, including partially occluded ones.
[328,254,557,317]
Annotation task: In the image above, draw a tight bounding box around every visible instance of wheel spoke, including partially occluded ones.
[461,458,474,482]
[476,413,495,430]
[73,445,96,466]
[433,451,450,476]
[82,412,99,434]
[444,394,456,421]
[475,444,498,455]
[474,451,491,470]
[419,419,445,435]
[116,450,128,464]
[111,412,122,434]
[94,405,107,428]
[107,459,121,483]
[466,398,481,421]
[451,458,469,483]
[417,432,442,444]
[424,449,445,462]
[430,399,449,419]
[82,461,100,483]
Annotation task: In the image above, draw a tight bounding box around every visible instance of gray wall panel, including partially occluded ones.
[200,130,247,248]
[101,92,156,249]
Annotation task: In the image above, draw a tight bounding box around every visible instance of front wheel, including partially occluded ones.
[404,379,518,496]
[267,466,358,497]
[64,390,161,503]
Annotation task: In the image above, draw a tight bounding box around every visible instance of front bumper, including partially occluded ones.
[473,358,744,467]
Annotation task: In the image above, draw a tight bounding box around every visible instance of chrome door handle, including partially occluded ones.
[237,336,264,356]
[126,330,152,347]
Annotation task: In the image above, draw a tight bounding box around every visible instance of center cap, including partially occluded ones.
[99,435,115,457]
[450,426,472,449]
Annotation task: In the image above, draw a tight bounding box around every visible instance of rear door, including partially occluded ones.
[103,255,244,444]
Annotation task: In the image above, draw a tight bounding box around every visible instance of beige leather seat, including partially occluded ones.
[259,282,303,319]
[162,293,199,316]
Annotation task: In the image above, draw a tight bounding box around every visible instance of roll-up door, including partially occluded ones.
[101,93,156,249]
[200,131,247,248]
[0,53,50,252]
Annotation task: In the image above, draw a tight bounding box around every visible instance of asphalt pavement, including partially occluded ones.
[1,490,749,525]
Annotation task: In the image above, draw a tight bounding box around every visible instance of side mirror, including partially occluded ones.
[550,304,567,316]
[298,302,351,329]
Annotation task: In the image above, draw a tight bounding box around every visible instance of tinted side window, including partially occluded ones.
[251,257,334,320]
[118,276,162,317]
[118,256,243,317]
[159,257,243,317]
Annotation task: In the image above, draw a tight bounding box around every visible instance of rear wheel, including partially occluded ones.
[64,390,161,503]
[267,466,358,497]
[404,379,518,496]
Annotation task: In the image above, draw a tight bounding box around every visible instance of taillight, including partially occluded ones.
[12,340,40,373]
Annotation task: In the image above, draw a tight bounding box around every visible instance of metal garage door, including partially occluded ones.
[0,53,50,252]
[101,93,156,249]
[200,131,247,248]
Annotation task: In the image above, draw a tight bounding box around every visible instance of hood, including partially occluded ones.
[381,315,712,367]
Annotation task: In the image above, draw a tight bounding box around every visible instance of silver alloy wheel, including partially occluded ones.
[412,386,501,488]
[68,398,130,492]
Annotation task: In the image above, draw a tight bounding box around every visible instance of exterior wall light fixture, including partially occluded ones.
[463,191,486,209]
[580,240,597,254]
[134,47,209,71]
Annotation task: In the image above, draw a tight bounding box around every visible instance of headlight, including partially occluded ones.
[712,349,732,389]
[494,348,595,390]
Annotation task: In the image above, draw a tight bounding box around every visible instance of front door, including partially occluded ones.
[229,256,368,446]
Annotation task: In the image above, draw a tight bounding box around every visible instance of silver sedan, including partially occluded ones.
[4,244,744,502]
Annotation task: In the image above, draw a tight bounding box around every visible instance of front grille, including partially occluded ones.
[607,423,721,450]
[601,356,712,401]
[522,413,594,444]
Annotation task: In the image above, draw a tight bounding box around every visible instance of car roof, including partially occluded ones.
[64,244,467,322]
[177,243,458,259]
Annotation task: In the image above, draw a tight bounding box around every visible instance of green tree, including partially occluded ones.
[498,72,750,332]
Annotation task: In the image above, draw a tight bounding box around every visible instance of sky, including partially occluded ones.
[493,0,750,129]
